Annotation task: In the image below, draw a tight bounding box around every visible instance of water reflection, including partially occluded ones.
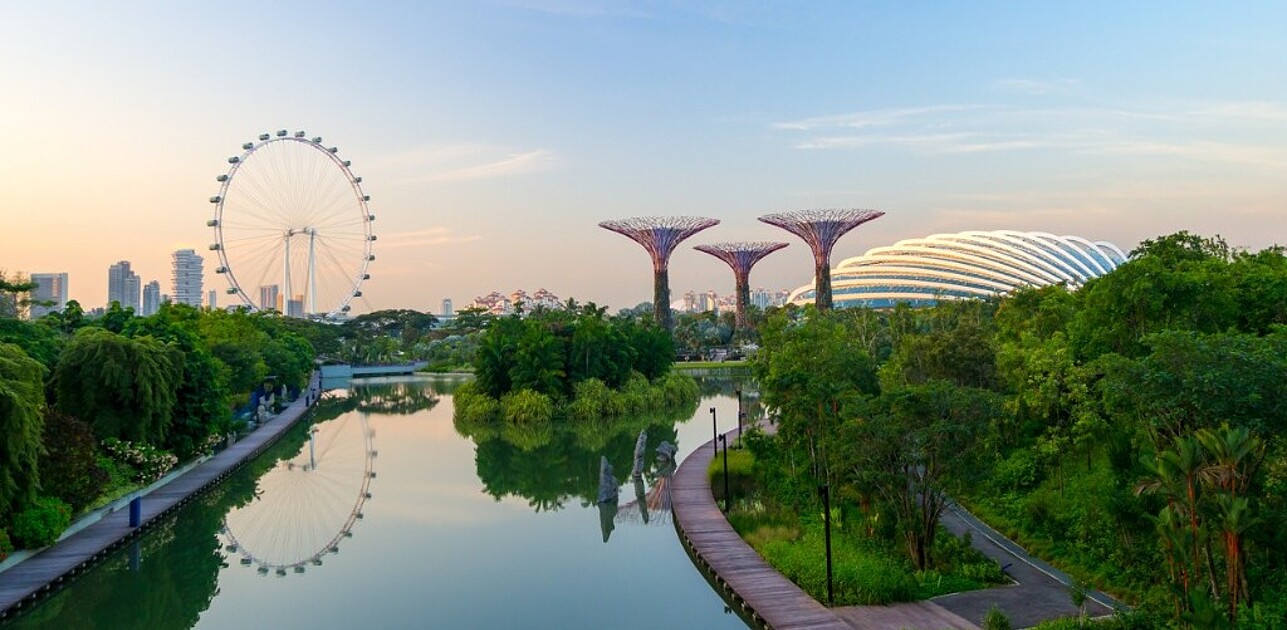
[4,376,754,630]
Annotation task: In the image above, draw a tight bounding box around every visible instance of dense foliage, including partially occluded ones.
[0,302,317,548]
[747,233,1287,627]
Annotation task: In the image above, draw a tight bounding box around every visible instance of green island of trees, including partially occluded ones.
[730,232,1287,628]
[452,302,700,444]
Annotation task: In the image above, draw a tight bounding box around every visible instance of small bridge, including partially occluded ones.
[319,361,428,380]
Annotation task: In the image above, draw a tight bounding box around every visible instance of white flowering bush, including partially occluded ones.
[199,432,224,457]
[101,438,179,484]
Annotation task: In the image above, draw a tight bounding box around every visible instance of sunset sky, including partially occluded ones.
[3,1,1286,314]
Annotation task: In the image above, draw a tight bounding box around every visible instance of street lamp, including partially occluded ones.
[819,484,834,605]
[709,406,717,455]
[718,434,729,512]
[735,388,744,446]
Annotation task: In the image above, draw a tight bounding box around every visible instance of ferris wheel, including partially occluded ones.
[220,411,376,576]
[208,130,375,318]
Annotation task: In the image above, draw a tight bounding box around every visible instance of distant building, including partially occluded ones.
[259,285,281,312]
[207,289,217,309]
[172,249,204,307]
[441,298,454,318]
[469,288,563,315]
[29,272,69,318]
[286,294,304,318]
[142,281,162,316]
[107,261,140,311]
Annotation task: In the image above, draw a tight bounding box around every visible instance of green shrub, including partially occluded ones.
[11,496,72,549]
[759,530,918,605]
[982,605,1012,630]
[993,448,1043,491]
[501,389,554,425]
[0,528,12,560]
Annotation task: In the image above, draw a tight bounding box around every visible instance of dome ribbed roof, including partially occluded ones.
[789,230,1127,308]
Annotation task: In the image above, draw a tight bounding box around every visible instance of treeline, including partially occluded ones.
[750,232,1287,627]
[454,302,699,439]
[0,301,315,553]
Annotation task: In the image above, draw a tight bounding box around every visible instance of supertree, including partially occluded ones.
[758,209,884,311]
[599,216,720,332]
[693,241,789,333]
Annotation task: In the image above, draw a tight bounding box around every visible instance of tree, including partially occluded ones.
[0,271,36,320]
[754,310,879,485]
[842,381,1000,570]
[53,328,182,444]
[126,304,233,457]
[38,411,108,512]
[0,342,45,519]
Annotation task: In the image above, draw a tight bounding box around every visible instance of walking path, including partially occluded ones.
[672,424,1126,629]
[0,374,323,620]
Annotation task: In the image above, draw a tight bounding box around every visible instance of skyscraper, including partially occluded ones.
[108,261,140,311]
[441,298,454,318]
[172,249,204,307]
[29,272,68,318]
[207,290,217,310]
[286,294,304,318]
[142,280,161,316]
[260,285,280,313]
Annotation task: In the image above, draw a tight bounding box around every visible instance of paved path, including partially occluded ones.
[933,503,1122,628]
[674,422,1127,629]
[0,374,323,620]
[673,427,973,629]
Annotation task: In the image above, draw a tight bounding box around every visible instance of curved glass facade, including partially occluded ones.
[789,230,1127,308]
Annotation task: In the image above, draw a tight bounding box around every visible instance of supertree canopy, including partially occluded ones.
[758,208,884,311]
[693,241,788,332]
[599,216,720,332]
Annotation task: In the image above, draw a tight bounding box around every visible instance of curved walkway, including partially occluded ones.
[672,426,1125,629]
[0,374,323,620]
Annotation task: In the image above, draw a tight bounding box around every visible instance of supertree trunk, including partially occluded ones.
[599,216,719,335]
[694,241,788,333]
[814,256,833,311]
[654,268,672,332]
[759,209,884,311]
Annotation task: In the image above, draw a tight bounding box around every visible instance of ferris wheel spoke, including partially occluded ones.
[211,132,372,317]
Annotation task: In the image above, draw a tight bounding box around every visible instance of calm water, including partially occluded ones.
[5,375,755,629]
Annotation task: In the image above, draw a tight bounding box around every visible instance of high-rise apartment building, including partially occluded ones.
[172,249,203,307]
[29,272,69,318]
[260,285,280,313]
[142,280,161,316]
[207,290,217,310]
[107,261,140,311]
[441,298,453,318]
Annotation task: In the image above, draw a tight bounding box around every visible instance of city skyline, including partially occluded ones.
[3,3,1286,314]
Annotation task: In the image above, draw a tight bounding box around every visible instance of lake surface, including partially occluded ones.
[4,375,755,629]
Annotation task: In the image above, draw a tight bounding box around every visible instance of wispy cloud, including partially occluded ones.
[427,149,555,182]
[993,77,1081,95]
[379,226,482,249]
[774,105,984,131]
[773,99,1287,169]
[372,144,557,184]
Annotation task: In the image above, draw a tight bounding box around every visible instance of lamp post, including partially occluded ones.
[819,484,834,605]
[735,388,744,447]
[709,406,717,455]
[719,434,729,512]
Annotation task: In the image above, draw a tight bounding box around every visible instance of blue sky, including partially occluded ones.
[2,1,1285,313]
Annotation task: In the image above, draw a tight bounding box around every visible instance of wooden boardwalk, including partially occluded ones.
[0,374,323,620]
[672,427,978,630]
[672,429,851,629]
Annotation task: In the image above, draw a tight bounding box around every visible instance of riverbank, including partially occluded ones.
[672,423,1125,629]
[0,373,324,620]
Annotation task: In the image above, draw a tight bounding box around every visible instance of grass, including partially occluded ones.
[715,450,1004,606]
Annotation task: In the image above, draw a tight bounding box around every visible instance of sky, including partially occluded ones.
[2,1,1286,315]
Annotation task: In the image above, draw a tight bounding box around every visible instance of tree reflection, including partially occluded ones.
[467,411,682,513]
[2,397,355,630]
